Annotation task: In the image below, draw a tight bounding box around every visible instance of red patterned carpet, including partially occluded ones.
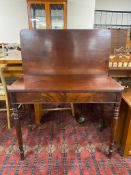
[0,106,130,175]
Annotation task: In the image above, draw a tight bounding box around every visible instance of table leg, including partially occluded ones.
[34,104,42,124]
[108,103,120,158]
[13,105,24,160]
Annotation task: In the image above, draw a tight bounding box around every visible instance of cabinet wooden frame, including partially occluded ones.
[27,0,67,29]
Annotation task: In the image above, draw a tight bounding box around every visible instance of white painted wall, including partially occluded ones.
[0,0,28,43]
[67,0,95,29]
[0,0,95,43]
[95,0,131,11]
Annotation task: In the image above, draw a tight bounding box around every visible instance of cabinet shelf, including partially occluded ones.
[27,0,67,29]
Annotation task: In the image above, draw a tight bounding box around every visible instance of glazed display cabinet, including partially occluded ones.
[27,0,67,29]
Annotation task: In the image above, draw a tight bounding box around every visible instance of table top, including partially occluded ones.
[8,75,123,93]
[21,30,111,80]
[0,50,21,64]
[122,88,131,107]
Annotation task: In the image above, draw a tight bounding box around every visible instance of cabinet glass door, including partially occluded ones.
[50,4,64,29]
[30,4,46,29]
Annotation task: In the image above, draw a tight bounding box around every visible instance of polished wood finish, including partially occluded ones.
[63,2,67,29]
[111,29,127,54]
[9,75,122,93]
[20,30,111,82]
[126,29,131,48]
[109,69,131,77]
[9,29,123,160]
[27,0,67,29]
[45,3,50,29]
[9,80,120,104]
[116,88,131,156]
[121,108,131,156]
[122,88,131,107]
[1,48,128,78]
[34,103,42,124]
[109,103,120,158]
[109,29,131,77]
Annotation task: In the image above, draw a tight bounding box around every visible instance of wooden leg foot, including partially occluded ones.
[19,146,24,160]
[108,142,114,158]
[78,115,86,124]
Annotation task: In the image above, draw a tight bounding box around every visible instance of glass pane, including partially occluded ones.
[30,4,46,29]
[50,4,64,29]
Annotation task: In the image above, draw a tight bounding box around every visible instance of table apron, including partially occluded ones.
[10,92,119,104]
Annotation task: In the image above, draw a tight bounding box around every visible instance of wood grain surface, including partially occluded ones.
[20,30,111,83]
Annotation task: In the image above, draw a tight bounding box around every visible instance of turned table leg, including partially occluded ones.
[108,103,120,158]
[13,105,24,160]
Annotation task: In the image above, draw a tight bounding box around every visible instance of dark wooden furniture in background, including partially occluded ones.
[116,88,131,156]
[109,56,131,78]
[0,50,23,78]
[109,29,131,79]
[109,68,131,78]
[9,29,123,160]
[0,51,43,124]
[110,29,128,54]
[27,0,67,29]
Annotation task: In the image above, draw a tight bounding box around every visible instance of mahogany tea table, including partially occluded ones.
[8,29,124,160]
